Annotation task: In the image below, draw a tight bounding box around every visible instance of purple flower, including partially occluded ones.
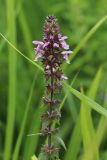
[32,41,44,45]
[32,16,73,63]
[60,41,69,50]
[32,41,45,61]
[43,42,50,48]
[63,55,70,63]
[50,34,54,40]
[60,36,68,40]
[32,16,74,160]
[53,43,59,48]
[61,74,68,80]
[58,34,62,39]
[58,34,68,40]
[61,50,73,55]
[34,50,44,61]
[58,34,69,50]
[61,50,73,63]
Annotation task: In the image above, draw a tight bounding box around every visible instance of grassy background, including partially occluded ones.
[0,0,107,160]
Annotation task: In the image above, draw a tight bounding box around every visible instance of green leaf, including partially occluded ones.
[96,88,107,146]
[73,15,107,58]
[0,32,43,72]
[63,15,107,69]
[82,88,107,160]
[12,75,37,160]
[64,87,77,122]
[80,68,102,160]
[18,9,33,59]
[80,89,99,160]
[87,67,102,98]
[23,104,45,160]
[64,82,107,117]
[56,136,67,151]
[4,0,17,159]
[38,153,47,160]
[31,155,38,160]
[64,117,81,160]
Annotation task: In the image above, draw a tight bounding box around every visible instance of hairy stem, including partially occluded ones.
[48,47,54,159]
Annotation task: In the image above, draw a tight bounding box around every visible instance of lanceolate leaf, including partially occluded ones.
[56,136,67,151]
[63,15,107,70]
[64,83,107,117]
[0,32,43,72]
[64,117,81,160]
[80,68,102,160]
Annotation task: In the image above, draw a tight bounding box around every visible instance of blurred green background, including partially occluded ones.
[0,0,107,160]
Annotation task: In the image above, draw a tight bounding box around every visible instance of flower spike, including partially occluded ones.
[32,15,73,160]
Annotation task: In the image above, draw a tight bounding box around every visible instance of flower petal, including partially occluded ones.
[63,54,70,64]
[61,74,68,80]
[61,50,73,55]
[34,50,44,61]
[60,36,68,40]
[61,41,69,50]
[32,41,44,45]
[53,43,59,48]
[50,34,54,39]
[34,46,41,52]
[58,34,62,39]
[43,42,50,48]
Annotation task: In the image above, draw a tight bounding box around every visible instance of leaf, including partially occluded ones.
[31,155,38,160]
[80,88,99,160]
[27,133,42,137]
[0,32,43,72]
[64,117,81,160]
[87,67,102,98]
[64,87,77,122]
[73,15,107,59]
[63,15,107,69]
[38,153,47,160]
[18,9,33,59]
[23,105,45,160]
[13,75,37,160]
[80,68,102,160]
[3,0,17,159]
[56,136,67,151]
[82,88,107,160]
[64,82,107,117]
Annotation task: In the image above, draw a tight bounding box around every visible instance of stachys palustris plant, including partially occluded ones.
[32,15,73,160]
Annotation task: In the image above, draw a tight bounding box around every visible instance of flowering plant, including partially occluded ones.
[32,15,72,160]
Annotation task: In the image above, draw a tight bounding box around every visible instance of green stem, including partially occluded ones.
[48,63,54,160]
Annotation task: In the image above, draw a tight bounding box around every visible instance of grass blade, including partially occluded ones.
[31,155,38,160]
[80,91,99,160]
[18,9,33,59]
[0,32,43,72]
[82,88,107,160]
[64,88,77,122]
[4,0,17,159]
[64,83,107,117]
[63,15,107,69]
[0,0,24,53]
[12,74,37,160]
[80,68,102,160]
[64,117,81,160]
[23,105,44,160]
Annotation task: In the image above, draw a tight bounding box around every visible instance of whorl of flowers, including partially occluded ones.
[32,15,73,160]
